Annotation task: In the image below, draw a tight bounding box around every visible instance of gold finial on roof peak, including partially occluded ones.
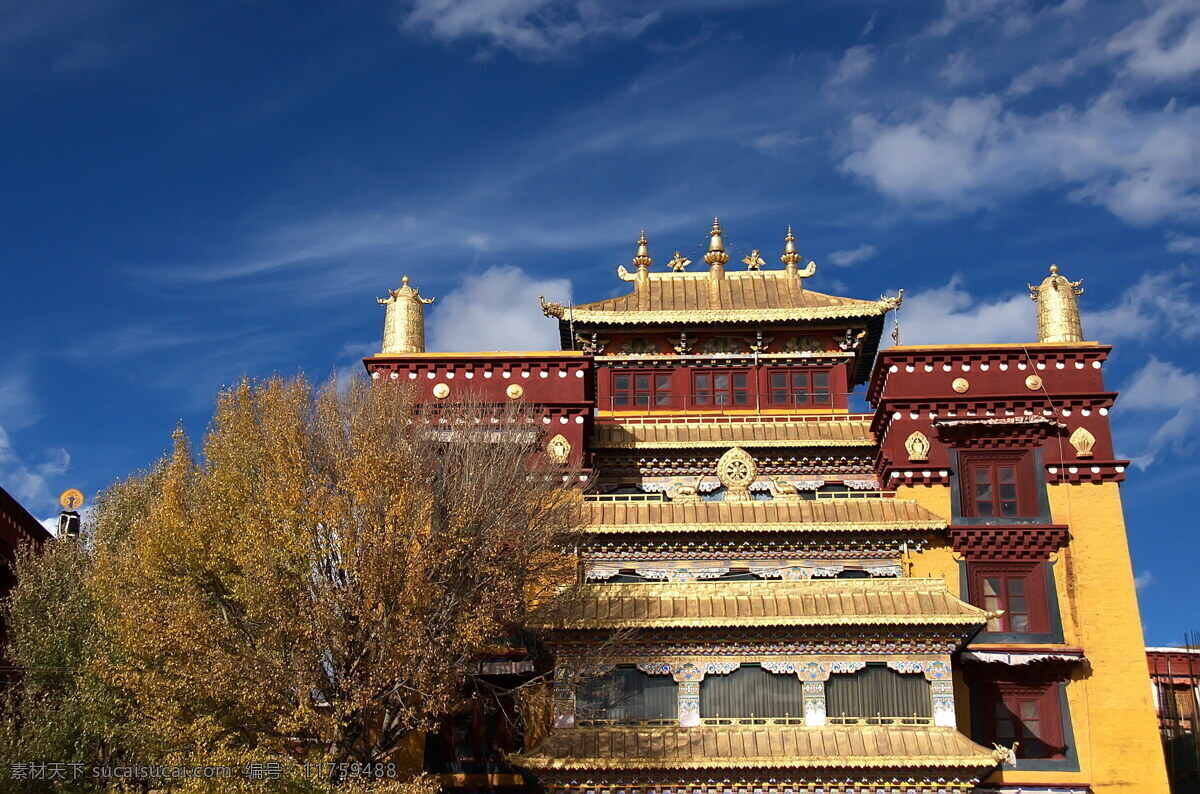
[666,251,691,271]
[781,225,801,267]
[632,230,652,270]
[1029,263,1084,343]
[704,217,729,270]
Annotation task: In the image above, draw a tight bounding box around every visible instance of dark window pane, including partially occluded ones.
[770,373,787,389]
[1011,613,1030,632]
[732,373,747,388]
[614,395,630,406]
[656,375,671,391]
[614,375,630,392]
[813,372,829,388]
[634,375,650,391]
[714,374,729,390]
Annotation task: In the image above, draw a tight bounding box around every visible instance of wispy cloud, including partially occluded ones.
[842,90,1200,226]
[828,45,874,87]
[889,276,1032,346]
[1120,357,1200,468]
[826,243,877,267]
[400,0,661,59]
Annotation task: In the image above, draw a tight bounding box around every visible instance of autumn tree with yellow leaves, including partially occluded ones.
[2,375,583,791]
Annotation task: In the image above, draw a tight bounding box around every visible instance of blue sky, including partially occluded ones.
[1,0,1198,642]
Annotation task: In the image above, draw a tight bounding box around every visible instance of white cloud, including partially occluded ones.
[402,0,660,58]
[748,130,805,155]
[1084,267,1200,342]
[427,265,571,352]
[939,50,980,86]
[1120,357,1200,468]
[828,45,875,87]
[889,276,1034,346]
[841,90,1200,226]
[826,243,877,266]
[0,426,71,516]
[1108,0,1200,82]
[1135,570,1155,590]
[1167,232,1200,253]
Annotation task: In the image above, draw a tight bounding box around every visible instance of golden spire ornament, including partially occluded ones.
[781,226,801,267]
[780,226,817,283]
[378,275,435,354]
[1029,264,1084,343]
[632,230,652,271]
[703,217,729,276]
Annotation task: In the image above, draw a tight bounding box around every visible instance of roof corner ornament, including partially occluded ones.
[378,275,435,355]
[781,226,816,282]
[703,217,729,278]
[1029,263,1085,343]
[741,249,766,270]
[539,294,566,319]
[666,251,692,272]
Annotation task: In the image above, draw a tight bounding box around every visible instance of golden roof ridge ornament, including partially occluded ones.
[618,230,654,285]
[741,249,766,270]
[378,275,435,355]
[1029,263,1084,343]
[781,226,817,284]
[703,217,729,278]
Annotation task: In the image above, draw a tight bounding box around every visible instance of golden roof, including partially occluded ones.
[516,725,1007,771]
[552,578,991,630]
[586,497,946,534]
[541,270,901,325]
[592,417,874,449]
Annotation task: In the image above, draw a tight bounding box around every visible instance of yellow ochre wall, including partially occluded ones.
[896,482,1168,793]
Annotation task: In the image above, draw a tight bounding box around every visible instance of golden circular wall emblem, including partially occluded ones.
[506,383,524,400]
[59,488,85,510]
[951,378,970,393]
[432,383,450,399]
[1025,375,1044,391]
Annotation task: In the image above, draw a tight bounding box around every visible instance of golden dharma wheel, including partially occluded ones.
[432,383,450,399]
[951,378,969,393]
[506,384,524,400]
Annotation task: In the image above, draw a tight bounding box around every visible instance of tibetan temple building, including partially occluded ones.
[365,220,1168,794]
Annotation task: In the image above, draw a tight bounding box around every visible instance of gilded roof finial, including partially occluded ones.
[704,217,729,277]
[378,274,435,355]
[781,226,801,267]
[1029,263,1084,344]
[632,230,652,270]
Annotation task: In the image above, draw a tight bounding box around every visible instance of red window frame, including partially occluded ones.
[978,682,1067,760]
[968,561,1050,634]
[767,368,831,406]
[692,369,750,407]
[959,451,1039,518]
[611,371,673,408]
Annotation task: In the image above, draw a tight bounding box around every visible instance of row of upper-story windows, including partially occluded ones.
[606,367,834,409]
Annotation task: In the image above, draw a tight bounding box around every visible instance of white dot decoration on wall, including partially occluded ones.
[389,372,398,380]
[371,371,380,380]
